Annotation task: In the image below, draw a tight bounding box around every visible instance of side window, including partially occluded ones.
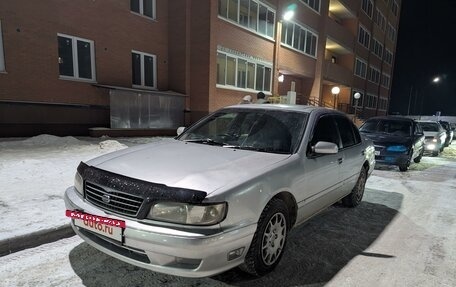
[309,115,340,148]
[335,116,357,148]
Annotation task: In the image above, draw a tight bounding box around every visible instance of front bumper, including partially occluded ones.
[64,187,256,278]
[423,140,442,153]
[374,153,409,166]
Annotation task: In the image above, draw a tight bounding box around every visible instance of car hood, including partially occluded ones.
[361,132,412,146]
[85,139,289,195]
[423,131,440,138]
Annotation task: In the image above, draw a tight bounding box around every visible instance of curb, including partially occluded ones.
[0,224,75,257]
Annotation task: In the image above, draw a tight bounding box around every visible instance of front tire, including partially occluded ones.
[342,167,367,207]
[240,198,289,276]
[414,149,424,163]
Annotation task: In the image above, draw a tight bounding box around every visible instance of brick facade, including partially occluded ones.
[0,0,401,136]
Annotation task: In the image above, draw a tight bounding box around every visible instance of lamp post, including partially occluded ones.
[353,92,361,122]
[331,86,340,109]
[272,5,295,96]
[417,75,443,115]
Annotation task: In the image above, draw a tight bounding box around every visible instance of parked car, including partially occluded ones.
[416,120,447,156]
[359,116,425,171]
[438,120,454,146]
[64,105,375,278]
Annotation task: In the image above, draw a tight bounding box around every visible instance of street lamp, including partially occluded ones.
[432,76,441,83]
[353,92,361,122]
[272,5,296,96]
[331,86,340,109]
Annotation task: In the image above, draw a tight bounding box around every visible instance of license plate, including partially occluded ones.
[66,210,125,242]
[374,150,380,156]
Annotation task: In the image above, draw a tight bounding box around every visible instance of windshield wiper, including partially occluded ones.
[183,138,227,146]
[224,145,289,154]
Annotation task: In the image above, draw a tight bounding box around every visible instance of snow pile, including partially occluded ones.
[98,140,127,150]
[19,134,83,147]
[0,135,133,240]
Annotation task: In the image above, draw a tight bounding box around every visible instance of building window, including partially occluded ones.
[378,97,388,110]
[381,73,391,88]
[131,0,155,19]
[368,66,381,84]
[374,8,386,31]
[0,20,5,72]
[361,0,373,18]
[392,0,399,17]
[384,49,393,65]
[371,38,383,59]
[58,34,95,81]
[217,50,272,92]
[358,25,370,49]
[281,21,318,57]
[132,50,156,89]
[354,58,367,79]
[387,23,396,42]
[299,0,321,13]
[366,94,378,109]
[218,0,275,38]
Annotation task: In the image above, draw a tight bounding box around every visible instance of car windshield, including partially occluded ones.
[360,119,412,136]
[177,109,308,154]
[419,122,439,132]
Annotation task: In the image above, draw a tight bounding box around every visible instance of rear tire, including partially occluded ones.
[240,198,289,276]
[342,167,367,207]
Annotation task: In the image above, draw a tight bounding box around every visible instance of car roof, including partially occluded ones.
[364,116,415,122]
[223,104,340,114]
[416,120,439,123]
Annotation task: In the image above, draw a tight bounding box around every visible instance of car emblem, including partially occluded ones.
[102,194,111,203]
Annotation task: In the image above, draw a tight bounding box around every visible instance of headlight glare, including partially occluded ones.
[432,138,438,143]
[148,202,227,225]
[74,172,83,195]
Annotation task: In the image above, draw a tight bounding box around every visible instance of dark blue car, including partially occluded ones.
[359,116,425,171]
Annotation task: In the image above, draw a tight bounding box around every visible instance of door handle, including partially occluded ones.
[338,158,343,164]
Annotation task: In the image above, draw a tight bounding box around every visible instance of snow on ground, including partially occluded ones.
[1,135,456,286]
[0,134,164,240]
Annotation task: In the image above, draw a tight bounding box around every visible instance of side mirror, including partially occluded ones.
[176,127,186,136]
[312,141,338,154]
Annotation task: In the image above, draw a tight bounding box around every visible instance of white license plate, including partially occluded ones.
[74,218,123,242]
[374,150,380,156]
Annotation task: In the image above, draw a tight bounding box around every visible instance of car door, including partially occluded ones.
[334,115,364,194]
[295,114,343,222]
[412,122,425,158]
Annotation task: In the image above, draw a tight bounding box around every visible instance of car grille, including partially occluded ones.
[85,181,144,217]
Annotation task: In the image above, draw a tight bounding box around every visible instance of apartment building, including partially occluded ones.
[0,0,401,136]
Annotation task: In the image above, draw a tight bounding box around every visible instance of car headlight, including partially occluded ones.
[74,172,83,195]
[386,145,408,152]
[148,202,227,225]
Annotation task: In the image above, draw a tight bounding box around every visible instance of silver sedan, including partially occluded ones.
[64,104,375,278]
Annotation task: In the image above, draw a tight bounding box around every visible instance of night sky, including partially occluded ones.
[389,0,456,116]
